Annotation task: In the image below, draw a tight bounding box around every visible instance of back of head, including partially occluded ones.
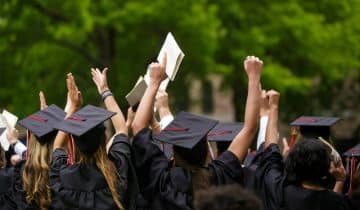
[173,139,211,195]
[285,138,331,185]
[76,129,124,210]
[173,138,208,167]
[194,184,262,210]
[23,135,53,210]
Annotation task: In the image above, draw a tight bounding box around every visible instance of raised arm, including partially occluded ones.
[155,90,174,130]
[228,56,263,162]
[132,56,167,135]
[264,90,280,148]
[53,73,82,151]
[91,68,127,136]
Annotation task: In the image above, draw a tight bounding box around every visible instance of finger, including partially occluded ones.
[102,67,108,77]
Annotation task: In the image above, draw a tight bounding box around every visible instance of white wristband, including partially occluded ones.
[160,115,174,130]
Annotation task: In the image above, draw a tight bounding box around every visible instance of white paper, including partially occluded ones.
[2,110,18,128]
[125,76,148,106]
[0,130,10,151]
[157,32,184,81]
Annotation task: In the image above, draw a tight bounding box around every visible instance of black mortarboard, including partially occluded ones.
[153,111,218,149]
[207,122,243,142]
[343,144,360,157]
[18,104,66,144]
[54,105,115,154]
[290,116,341,140]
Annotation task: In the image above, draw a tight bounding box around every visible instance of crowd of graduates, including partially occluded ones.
[0,55,359,210]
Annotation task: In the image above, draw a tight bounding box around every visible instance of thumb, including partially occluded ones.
[102,67,108,77]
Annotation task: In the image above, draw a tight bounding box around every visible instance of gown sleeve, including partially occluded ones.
[208,150,243,185]
[108,133,138,210]
[132,128,171,198]
[254,143,285,210]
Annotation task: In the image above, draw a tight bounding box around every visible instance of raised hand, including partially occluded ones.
[6,127,19,145]
[155,90,169,110]
[244,56,263,79]
[125,107,135,130]
[149,54,167,85]
[260,89,269,116]
[267,90,280,108]
[65,73,82,114]
[329,161,346,182]
[91,68,109,94]
[39,91,48,110]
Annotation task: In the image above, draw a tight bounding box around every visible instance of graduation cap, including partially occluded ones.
[207,122,243,142]
[343,144,360,157]
[18,104,66,144]
[207,122,243,157]
[153,111,218,149]
[342,144,360,195]
[290,116,341,140]
[54,105,115,154]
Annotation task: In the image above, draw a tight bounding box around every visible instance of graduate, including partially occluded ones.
[131,55,263,210]
[16,96,66,210]
[0,128,17,210]
[254,90,353,210]
[50,71,135,210]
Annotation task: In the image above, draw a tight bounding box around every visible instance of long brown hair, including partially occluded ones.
[173,139,212,195]
[22,134,52,210]
[77,134,124,210]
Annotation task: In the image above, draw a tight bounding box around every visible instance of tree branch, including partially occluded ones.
[26,0,69,22]
[49,38,103,65]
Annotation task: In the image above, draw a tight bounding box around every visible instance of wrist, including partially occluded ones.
[149,79,162,87]
[101,90,113,101]
[158,107,172,119]
[99,87,110,95]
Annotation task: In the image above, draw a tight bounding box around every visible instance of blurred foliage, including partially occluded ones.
[0,0,359,124]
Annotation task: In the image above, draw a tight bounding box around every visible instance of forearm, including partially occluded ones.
[132,83,160,135]
[333,181,345,194]
[103,94,127,135]
[228,77,260,161]
[158,107,173,120]
[265,106,279,148]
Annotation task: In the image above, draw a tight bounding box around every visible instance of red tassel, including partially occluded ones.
[289,127,298,148]
[207,130,232,137]
[25,130,30,160]
[163,127,188,131]
[67,135,74,165]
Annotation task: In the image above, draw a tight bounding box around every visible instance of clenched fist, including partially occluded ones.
[244,56,263,78]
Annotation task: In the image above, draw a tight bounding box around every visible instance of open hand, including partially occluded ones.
[329,161,346,182]
[65,73,82,114]
[91,67,109,94]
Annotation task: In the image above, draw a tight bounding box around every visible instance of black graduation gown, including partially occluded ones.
[50,134,133,210]
[0,167,17,210]
[254,144,353,210]
[132,128,243,210]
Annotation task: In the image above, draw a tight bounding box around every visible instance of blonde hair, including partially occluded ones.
[77,135,124,210]
[22,135,52,210]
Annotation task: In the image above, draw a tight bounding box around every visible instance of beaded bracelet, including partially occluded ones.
[101,90,113,101]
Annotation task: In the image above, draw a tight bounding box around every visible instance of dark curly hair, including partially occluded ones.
[285,138,331,185]
[194,184,262,210]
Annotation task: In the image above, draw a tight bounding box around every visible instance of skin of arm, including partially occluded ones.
[264,90,280,148]
[53,73,82,151]
[228,56,263,162]
[132,56,167,135]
